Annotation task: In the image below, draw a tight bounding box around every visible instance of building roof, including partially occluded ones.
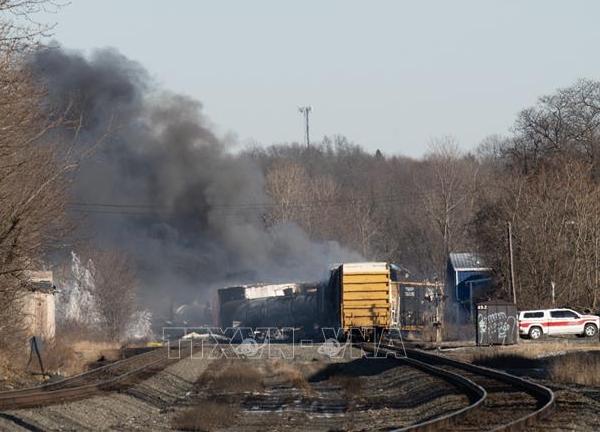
[449,252,491,272]
[29,281,56,294]
[25,270,56,293]
[26,270,53,284]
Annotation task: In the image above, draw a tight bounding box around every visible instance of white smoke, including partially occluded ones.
[56,251,101,326]
[57,251,153,340]
[124,310,153,340]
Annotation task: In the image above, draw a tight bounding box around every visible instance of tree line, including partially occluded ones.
[249,80,600,311]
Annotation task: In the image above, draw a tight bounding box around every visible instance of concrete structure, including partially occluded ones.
[23,271,56,341]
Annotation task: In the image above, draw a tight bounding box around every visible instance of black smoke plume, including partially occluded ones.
[30,45,360,315]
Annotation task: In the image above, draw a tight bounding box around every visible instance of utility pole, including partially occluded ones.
[298,106,312,148]
[507,221,517,304]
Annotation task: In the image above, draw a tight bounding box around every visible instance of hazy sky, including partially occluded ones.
[48,0,600,157]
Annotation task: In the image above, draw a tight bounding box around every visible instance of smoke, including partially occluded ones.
[57,252,100,326]
[57,252,153,339]
[30,45,361,314]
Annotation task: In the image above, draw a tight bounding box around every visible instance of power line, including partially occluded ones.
[68,201,272,210]
[68,195,406,211]
[69,202,162,208]
[66,194,410,218]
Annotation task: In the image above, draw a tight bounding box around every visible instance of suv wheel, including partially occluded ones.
[584,323,598,337]
[528,326,542,340]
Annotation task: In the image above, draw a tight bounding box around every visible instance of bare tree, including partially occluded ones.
[0,0,60,53]
[265,160,340,240]
[0,1,73,348]
[473,153,600,309]
[89,249,138,341]
[512,79,600,177]
[265,161,312,226]
[0,67,66,343]
[416,137,480,276]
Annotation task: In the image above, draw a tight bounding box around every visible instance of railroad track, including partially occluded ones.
[364,343,555,431]
[0,346,178,410]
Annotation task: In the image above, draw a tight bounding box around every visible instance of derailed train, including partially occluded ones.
[217,262,441,339]
[218,283,320,331]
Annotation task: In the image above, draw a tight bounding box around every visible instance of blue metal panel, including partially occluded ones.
[456,271,491,300]
[453,271,490,322]
[457,270,489,284]
[446,260,457,300]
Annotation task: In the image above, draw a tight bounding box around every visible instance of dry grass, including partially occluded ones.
[41,339,122,376]
[506,341,600,357]
[0,350,36,390]
[328,374,362,396]
[268,359,312,391]
[71,341,122,363]
[175,361,266,431]
[0,327,123,390]
[172,401,236,431]
[56,321,110,342]
[471,344,600,386]
[469,342,600,364]
[38,339,80,375]
[548,352,600,386]
[197,361,264,393]
[473,352,540,369]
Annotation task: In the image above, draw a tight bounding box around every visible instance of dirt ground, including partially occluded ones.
[0,352,39,392]
[5,340,597,431]
[0,340,123,392]
[0,344,469,431]
[172,344,468,431]
[436,339,600,431]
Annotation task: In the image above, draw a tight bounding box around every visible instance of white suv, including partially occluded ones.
[518,308,599,340]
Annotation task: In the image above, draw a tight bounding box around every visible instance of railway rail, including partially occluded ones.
[366,343,555,431]
[0,341,556,431]
[0,346,177,410]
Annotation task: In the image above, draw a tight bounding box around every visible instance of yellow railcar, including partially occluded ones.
[339,262,392,330]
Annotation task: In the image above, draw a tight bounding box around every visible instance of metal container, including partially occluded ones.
[220,293,318,330]
[475,300,518,345]
[339,263,391,330]
[392,282,442,341]
[399,284,424,330]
